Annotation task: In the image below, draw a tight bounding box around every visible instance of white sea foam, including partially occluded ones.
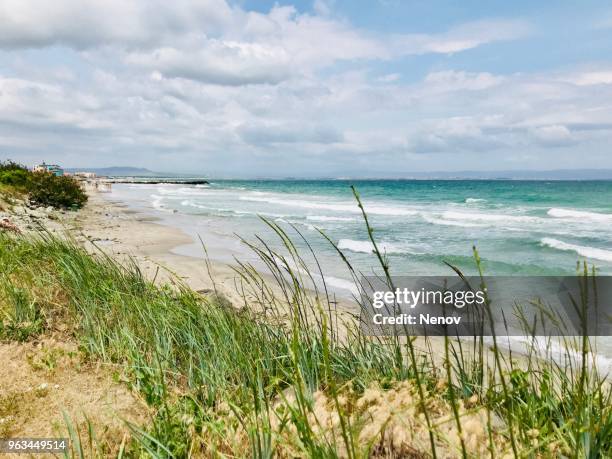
[239,196,418,216]
[465,198,487,203]
[338,239,374,253]
[150,194,175,213]
[442,211,539,224]
[157,187,214,197]
[127,184,158,190]
[421,214,485,228]
[547,208,612,222]
[337,239,408,254]
[488,335,612,375]
[306,215,355,222]
[541,238,612,262]
[324,276,359,295]
[180,199,208,210]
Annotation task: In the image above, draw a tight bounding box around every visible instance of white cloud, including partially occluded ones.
[126,42,294,86]
[407,117,504,153]
[530,124,575,147]
[563,71,612,86]
[0,1,609,175]
[0,0,233,49]
[0,1,531,88]
[238,121,343,146]
[378,73,401,83]
[392,19,531,55]
[3,60,611,174]
[313,0,334,17]
[424,70,504,91]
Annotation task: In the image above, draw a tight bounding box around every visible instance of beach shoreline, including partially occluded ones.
[69,191,359,320]
[72,191,253,306]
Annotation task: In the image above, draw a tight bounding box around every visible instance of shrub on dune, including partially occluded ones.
[0,160,87,209]
[27,172,87,210]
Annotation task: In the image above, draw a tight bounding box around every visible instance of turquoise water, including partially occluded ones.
[110,180,612,292]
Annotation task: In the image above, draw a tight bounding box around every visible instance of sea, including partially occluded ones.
[108,179,612,369]
[109,179,612,282]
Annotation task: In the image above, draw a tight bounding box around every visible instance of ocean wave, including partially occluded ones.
[127,184,159,190]
[465,198,487,203]
[547,208,612,222]
[421,215,485,228]
[233,209,288,219]
[442,211,539,224]
[337,239,408,254]
[239,196,418,216]
[306,215,356,222]
[150,194,176,213]
[151,195,163,209]
[323,276,359,295]
[272,218,318,231]
[180,199,289,219]
[541,238,612,262]
[181,199,208,210]
[489,335,612,375]
[157,189,205,197]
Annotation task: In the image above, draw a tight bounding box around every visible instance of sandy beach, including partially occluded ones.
[70,192,252,306]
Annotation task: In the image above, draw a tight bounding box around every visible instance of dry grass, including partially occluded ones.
[0,337,149,456]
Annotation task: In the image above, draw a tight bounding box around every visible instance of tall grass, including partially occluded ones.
[0,194,610,457]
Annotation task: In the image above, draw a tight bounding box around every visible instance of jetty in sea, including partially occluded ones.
[76,176,209,193]
[104,178,209,185]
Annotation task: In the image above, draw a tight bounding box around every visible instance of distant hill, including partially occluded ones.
[65,167,161,177]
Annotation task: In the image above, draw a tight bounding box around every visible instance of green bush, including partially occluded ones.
[0,160,28,173]
[28,172,87,209]
[0,169,30,188]
[0,160,87,209]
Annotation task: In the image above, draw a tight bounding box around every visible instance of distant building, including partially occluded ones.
[33,162,64,176]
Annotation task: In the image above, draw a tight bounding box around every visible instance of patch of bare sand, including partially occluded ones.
[72,193,248,306]
[0,336,148,456]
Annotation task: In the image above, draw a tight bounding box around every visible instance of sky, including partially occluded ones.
[1,0,612,177]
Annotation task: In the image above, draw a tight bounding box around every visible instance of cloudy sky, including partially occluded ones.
[1,0,612,177]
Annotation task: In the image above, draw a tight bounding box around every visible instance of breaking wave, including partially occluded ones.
[323,276,359,295]
[239,196,418,216]
[421,215,485,228]
[442,211,539,224]
[337,239,409,255]
[541,238,612,262]
[547,208,612,223]
[306,215,356,222]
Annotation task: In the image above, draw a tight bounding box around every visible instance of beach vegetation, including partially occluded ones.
[0,191,610,457]
[0,160,87,209]
[27,171,87,209]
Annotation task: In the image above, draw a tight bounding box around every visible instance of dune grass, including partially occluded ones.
[0,193,611,457]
